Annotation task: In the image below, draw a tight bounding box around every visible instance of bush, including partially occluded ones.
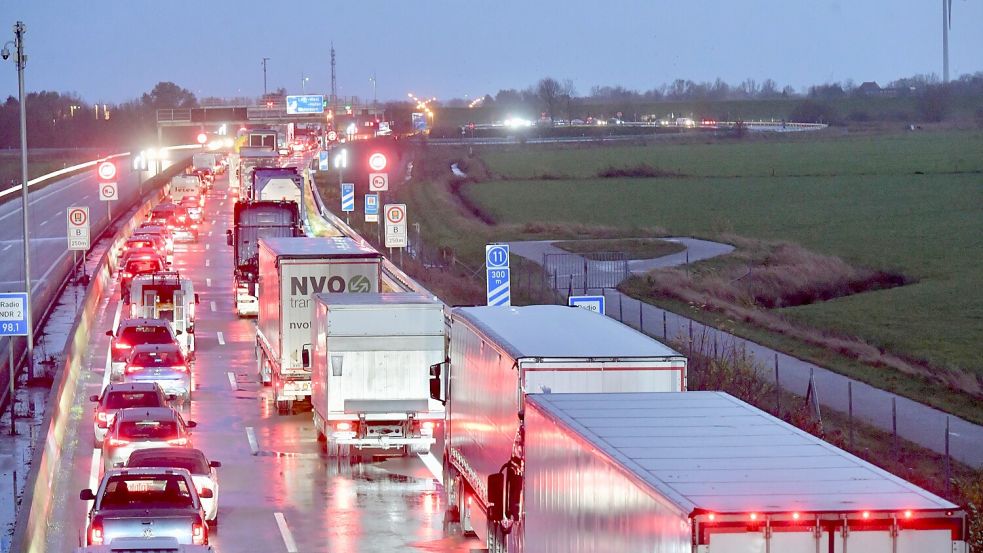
[916,86,951,122]
[789,99,838,124]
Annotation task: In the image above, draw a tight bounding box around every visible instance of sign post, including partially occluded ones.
[1,292,29,435]
[384,204,407,249]
[485,244,511,306]
[340,183,354,223]
[568,295,606,315]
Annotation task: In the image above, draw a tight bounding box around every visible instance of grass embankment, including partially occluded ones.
[459,130,983,423]
[0,149,99,186]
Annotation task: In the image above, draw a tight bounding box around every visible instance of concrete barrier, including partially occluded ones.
[9,159,190,553]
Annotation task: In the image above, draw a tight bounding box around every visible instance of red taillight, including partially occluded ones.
[422,421,436,431]
[191,224,198,229]
[335,421,352,431]
[174,364,190,373]
[707,513,716,521]
[178,216,186,222]
[96,411,109,428]
[904,510,913,519]
[862,511,870,519]
[124,365,143,374]
[749,513,758,521]
[88,520,104,545]
[114,342,131,350]
[792,512,801,521]
[121,272,133,279]
[168,437,188,446]
[192,520,207,545]
[107,437,129,447]
[167,225,175,230]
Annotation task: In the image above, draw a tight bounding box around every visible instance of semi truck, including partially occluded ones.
[127,271,199,359]
[256,237,382,412]
[310,293,445,457]
[431,305,688,540]
[236,148,280,200]
[251,167,304,217]
[227,201,302,317]
[480,391,968,553]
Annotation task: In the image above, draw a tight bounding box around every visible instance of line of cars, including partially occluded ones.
[79,167,224,550]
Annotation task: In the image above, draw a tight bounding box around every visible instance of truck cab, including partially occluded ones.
[127,272,198,360]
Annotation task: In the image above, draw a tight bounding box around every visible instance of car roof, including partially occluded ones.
[130,343,182,354]
[116,407,179,421]
[128,447,209,464]
[103,466,192,478]
[103,382,163,394]
[118,318,170,328]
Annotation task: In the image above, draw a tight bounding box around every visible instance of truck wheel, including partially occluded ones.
[275,399,291,414]
[326,441,338,457]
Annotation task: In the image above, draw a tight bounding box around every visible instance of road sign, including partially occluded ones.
[368,172,389,192]
[67,206,90,251]
[318,151,330,171]
[285,95,325,114]
[0,292,29,336]
[340,183,355,212]
[327,130,338,142]
[368,153,387,172]
[365,193,379,223]
[99,182,118,201]
[96,160,117,181]
[384,204,407,248]
[568,295,605,314]
[485,244,511,306]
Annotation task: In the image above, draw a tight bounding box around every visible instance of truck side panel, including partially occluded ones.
[257,245,281,362]
[523,398,691,553]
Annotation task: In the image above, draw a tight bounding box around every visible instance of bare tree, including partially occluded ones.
[537,77,562,121]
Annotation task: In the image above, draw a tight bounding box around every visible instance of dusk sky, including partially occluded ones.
[2,0,982,104]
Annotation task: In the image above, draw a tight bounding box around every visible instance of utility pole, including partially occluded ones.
[942,0,950,83]
[302,72,308,94]
[262,57,270,96]
[330,43,337,113]
[370,73,377,108]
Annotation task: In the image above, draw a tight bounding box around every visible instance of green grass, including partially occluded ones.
[461,131,983,380]
[555,238,685,259]
[0,150,98,186]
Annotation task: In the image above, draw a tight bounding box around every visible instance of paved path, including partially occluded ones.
[510,237,983,468]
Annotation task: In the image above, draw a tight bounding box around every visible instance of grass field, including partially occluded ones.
[0,150,99,190]
[461,131,983,384]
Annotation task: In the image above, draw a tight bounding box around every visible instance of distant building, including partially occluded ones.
[857,81,882,96]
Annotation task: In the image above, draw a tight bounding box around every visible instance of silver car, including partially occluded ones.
[126,448,221,524]
[121,344,192,402]
[90,383,172,447]
[80,467,210,546]
[102,407,196,472]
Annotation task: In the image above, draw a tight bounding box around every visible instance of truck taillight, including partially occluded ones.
[88,519,104,545]
[335,421,352,431]
[422,421,436,434]
[174,364,190,373]
[192,519,207,544]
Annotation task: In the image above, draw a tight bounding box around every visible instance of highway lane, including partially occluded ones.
[40,172,481,552]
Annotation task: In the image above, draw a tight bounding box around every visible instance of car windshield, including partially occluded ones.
[101,474,193,509]
[130,350,184,366]
[104,391,163,410]
[129,456,207,475]
[119,326,172,345]
[118,419,179,440]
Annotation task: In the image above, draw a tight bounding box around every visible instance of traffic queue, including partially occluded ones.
[81,166,219,549]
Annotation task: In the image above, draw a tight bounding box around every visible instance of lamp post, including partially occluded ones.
[2,22,34,387]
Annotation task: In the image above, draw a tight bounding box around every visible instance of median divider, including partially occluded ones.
[9,157,190,553]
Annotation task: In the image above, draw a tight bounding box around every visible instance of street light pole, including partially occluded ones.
[262,57,270,96]
[3,22,34,380]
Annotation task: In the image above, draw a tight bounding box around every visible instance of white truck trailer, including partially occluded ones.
[479,391,967,553]
[310,293,445,457]
[127,271,199,359]
[432,305,688,540]
[169,175,202,203]
[256,237,382,412]
[251,167,304,219]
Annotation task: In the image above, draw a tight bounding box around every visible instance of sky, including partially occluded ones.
[1,0,982,104]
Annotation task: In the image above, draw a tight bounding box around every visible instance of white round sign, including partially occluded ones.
[368,152,387,172]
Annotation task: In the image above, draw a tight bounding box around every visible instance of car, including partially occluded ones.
[148,202,181,227]
[166,206,198,243]
[80,468,210,546]
[118,251,169,301]
[178,197,204,223]
[122,233,171,264]
[90,383,172,447]
[101,407,196,471]
[125,448,221,524]
[107,318,181,381]
[121,344,193,403]
[136,224,174,256]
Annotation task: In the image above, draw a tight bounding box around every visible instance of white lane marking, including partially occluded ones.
[39,219,49,226]
[210,301,216,312]
[216,331,225,345]
[205,244,210,250]
[211,219,215,224]
[205,259,210,267]
[89,449,102,495]
[111,301,123,334]
[274,512,299,553]
[220,201,225,206]
[205,278,212,287]
[419,451,443,482]
[2,244,12,252]
[227,371,238,391]
[246,427,259,455]
[208,231,212,237]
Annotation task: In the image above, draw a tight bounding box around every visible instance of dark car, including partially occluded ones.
[90,382,172,446]
[106,318,181,382]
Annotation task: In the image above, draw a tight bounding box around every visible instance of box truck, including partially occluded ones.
[310,293,445,457]
[256,237,382,412]
[251,167,304,219]
[479,391,967,553]
[431,305,688,539]
[169,175,202,203]
[227,201,303,317]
